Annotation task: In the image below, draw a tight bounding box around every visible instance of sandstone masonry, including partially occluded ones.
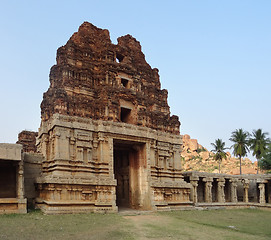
[35,22,191,213]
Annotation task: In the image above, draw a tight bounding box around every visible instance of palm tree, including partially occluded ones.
[211,139,228,173]
[259,143,271,171]
[249,129,270,174]
[229,128,250,175]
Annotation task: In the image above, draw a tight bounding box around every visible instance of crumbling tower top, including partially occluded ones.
[41,22,180,134]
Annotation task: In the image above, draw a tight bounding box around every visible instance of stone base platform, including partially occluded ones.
[36,178,118,214]
[155,201,193,211]
[194,202,271,210]
[0,198,27,214]
[36,201,117,214]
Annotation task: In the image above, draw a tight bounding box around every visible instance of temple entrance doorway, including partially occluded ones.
[113,140,149,210]
[114,148,130,208]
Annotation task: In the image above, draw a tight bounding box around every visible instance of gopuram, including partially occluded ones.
[0,22,270,214]
[35,22,191,213]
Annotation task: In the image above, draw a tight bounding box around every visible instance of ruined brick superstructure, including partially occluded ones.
[17,131,38,153]
[41,22,180,134]
[36,22,191,214]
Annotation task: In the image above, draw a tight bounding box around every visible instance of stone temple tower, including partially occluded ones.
[36,22,191,213]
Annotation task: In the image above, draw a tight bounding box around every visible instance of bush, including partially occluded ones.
[197,148,207,153]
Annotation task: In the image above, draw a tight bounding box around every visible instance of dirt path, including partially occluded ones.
[123,214,172,239]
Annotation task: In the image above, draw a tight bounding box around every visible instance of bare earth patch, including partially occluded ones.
[123,214,172,240]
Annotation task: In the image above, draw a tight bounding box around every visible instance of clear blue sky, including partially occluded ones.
[1,1,270,161]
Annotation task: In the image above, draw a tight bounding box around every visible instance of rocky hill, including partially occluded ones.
[181,134,257,174]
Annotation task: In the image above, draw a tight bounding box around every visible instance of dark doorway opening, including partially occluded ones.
[113,140,148,210]
[116,53,124,63]
[197,178,205,202]
[225,179,231,202]
[265,183,269,203]
[212,180,218,202]
[120,107,131,123]
[114,148,130,208]
[121,78,129,88]
[0,161,17,198]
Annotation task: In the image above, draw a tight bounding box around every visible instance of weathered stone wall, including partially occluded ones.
[23,153,43,208]
[35,114,191,213]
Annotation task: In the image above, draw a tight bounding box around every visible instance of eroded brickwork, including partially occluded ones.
[17,131,38,153]
[41,22,180,134]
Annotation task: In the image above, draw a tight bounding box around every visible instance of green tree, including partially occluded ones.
[211,139,228,173]
[229,129,250,175]
[258,144,271,172]
[248,129,270,174]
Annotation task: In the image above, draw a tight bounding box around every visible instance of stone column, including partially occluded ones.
[190,176,199,203]
[258,183,265,204]
[203,177,213,203]
[17,160,24,199]
[257,180,268,204]
[242,179,250,203]
[229,178,238,203]
[217,178,225,203]
[17,158,27,213]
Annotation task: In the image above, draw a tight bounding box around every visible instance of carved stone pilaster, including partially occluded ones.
[242,179,250,203]
[203,177,213,203]
[98,132,105,163]
[92,138,98,161]
[190,180,198,203]
[217,178,225,203]
[229,178,238,203]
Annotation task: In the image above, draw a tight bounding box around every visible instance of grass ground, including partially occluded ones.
[0,208,270,240]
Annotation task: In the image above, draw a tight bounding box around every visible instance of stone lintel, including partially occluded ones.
[229,178,238,183]
[203,177,213,182]
[0,143,22,161]
[216,177,225,182]
[256,179,268,184]
[189,176,199,181]
[242,179,250,185]
[39,113,182,145]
